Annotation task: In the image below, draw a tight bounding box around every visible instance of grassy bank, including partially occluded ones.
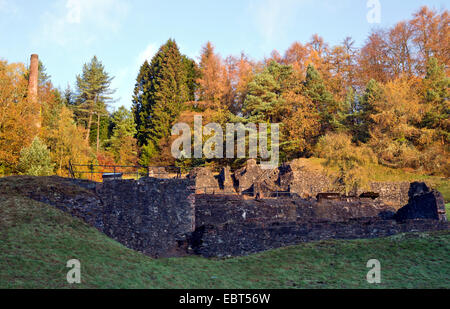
[0,193,448,289]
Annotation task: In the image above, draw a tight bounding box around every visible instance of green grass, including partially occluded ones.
[0,194,449,289]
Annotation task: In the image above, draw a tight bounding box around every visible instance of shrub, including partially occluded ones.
[18,137,55,176]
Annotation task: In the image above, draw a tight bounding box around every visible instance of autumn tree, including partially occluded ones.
[358,30,391,86]
[366,78,425,168]
[410,6,449,73]
[316,132,375,195]
[196,42,228,110]
[0,60,38,174]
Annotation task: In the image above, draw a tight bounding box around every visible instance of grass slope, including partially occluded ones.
[0,194,449,289]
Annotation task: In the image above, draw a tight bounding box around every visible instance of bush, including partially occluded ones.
[18,137,55,176]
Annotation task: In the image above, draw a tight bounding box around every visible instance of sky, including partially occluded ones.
[0,0,447,111]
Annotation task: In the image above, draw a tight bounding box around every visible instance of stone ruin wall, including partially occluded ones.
[25,177,196,258]
[190,160,412,208]
[192,189,447,257]
[20,171,448,258]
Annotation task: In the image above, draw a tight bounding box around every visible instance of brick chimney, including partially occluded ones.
[28,54,40,128]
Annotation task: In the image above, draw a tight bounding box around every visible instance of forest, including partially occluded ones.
[0,6,448,187]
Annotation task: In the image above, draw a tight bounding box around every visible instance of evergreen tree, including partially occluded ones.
[132,60,151,146]
[75,56,115,152]
[243,61,293,123]
[303,64,337,134]
[132,39,189,160]
[420,57,450,144]
[355,79,383,143]
[38,61,51,86]
[18,137,55,176]
[182,55,200,101]
[63,84,75,106]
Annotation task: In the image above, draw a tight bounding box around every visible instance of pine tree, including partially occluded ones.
[132,60,151,146]
[420,57,450,145]
[75,56,114,152]
[243,61,293,123]
[63,84,75,106]
[132,39,189,160]
[356,79,383,143]
[303,64,337,134]
[182,55,200,102]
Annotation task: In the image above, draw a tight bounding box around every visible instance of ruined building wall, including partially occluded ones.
[190,162,413,208]
[22,177,196,258]
[97,178,196,257]
[18,176,448,258]
[191,192,448,257]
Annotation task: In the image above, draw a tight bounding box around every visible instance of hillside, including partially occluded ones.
[0,177,449,289]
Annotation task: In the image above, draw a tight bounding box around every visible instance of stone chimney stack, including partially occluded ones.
[28,54,40,129]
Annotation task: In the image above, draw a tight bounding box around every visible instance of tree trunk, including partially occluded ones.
[85,112,93,142]
[85,95,98,143]
[96,113,100,154]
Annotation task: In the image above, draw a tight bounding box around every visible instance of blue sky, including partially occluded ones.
[0,0,447,110]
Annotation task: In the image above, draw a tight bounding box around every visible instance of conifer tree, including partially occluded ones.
[420,57,449,145]
[182,55,200,102]
[303,64,337,134]
[75,56,114,151]
[132,60,151,146]
[243,61,293,123]
[132,39,189,161]
[356,79,383,142]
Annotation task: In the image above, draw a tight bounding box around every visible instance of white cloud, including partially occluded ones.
[38,0,129,47]
[249,0,312,44]
[137,43,158,65]
[0,0,18,14]
[66,0,82,24]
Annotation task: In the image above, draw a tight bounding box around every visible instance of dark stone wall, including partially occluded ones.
[17,176,448,258]
[194,195,397,227]
[190,192,448,257]
[191,219,449,258]
[21,177,196,258]
[97,178,196,258]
